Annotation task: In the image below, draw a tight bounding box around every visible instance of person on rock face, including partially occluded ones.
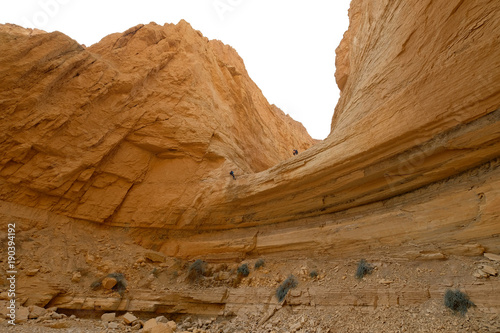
[293,149,299,156]
[230,171,236,180]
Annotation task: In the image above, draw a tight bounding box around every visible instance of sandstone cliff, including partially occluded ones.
[0,21,315,226]
[1,0,500,325]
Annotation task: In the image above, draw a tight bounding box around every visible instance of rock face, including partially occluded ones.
[129,0,499,256]
[1,0,500,322]
[1,0,500,293]
[0,22,315,226]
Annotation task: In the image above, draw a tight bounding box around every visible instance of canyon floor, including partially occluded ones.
[1,218,499,332]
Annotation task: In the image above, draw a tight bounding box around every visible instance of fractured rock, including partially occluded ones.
[123,312,138,325]
[145,252,166,263]
[101,312,116,323]
[143,318,158,332]
[28,305,46,319]
[15,307,29,324]
[481,265,498,276]
[484,253,500,262]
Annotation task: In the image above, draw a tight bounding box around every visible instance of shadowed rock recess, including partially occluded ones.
[1,0,500,329]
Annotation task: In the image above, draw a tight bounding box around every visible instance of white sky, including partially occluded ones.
[0,0,351,139]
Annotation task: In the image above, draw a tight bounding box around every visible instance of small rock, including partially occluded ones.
[378,279,393,285]
[71,271,82,283]
[108,321,119,329]
[25,269,39,276]
[473,269,489,278]
[102,277,118,289]
[50,312,64,320]
[143,318,158,332]
[15,307,29,323]
[156,315,169,323]
[132,323,142,330]
[28,305,47,319]
[123,312,138,325]
[101,312,116,323]
[484,253,500,261]
[481,265,498,276]
[167,320,177,331]
[145,251,166,263]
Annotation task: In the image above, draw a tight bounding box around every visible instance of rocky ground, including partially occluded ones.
[1,299,500,332]
[1,219,499,332]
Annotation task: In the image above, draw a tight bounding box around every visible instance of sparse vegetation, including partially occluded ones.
[276,275,298,302]
[151,267,160,278]
[237,263,250,277]
[187,259,206,282]
[309,270,318,278]
[355,259,373,279]
[254,259,265,269]
[444,289,475,315]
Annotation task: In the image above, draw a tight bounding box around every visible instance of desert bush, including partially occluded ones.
[309,270,318,278]
[187,259,206,282]
[276,275,298,302]
[254,259,265,269]
[237,263,250,277]
[444,289,475,315]
[355,259,373,279]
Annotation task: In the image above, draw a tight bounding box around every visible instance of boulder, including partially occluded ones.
[101,312,116,323]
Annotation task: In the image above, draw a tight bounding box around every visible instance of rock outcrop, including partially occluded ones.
[1,0,500,322]
[0,21,315,226]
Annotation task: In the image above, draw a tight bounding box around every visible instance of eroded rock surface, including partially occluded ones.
[0,21,315,226]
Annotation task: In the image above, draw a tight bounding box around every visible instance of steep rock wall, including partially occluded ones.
[0,22,315,226]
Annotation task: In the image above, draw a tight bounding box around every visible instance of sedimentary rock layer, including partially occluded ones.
[0,22,315,226]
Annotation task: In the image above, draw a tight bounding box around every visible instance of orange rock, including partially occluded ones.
[0,21,315,227]
[101,277,117,290]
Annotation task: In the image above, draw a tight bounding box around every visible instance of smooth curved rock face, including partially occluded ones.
[0,22,315,226]
[1,0,500,260]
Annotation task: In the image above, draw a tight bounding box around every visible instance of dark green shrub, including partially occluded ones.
[444,289,475,315]
[355,259,373,279]
[237,264,250,277]
[309,270,318,278]
[187,259,206,282]
[254,259,265,269]
[276,275,298,302]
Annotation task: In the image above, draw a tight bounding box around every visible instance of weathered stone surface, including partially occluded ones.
[485,253,500,262]
[481,265,498,276]
[28,305,46,319]
[122,312,138,324]
[145,252,166,263]
[15,307,29,324]
[101,312,116,323]
[143,318,158,332]
[0,21,315,227]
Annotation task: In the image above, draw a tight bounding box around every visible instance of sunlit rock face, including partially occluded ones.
[0,21,315,227]
[1,0,500,261]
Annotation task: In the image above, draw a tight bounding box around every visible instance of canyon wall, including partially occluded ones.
[0,21,315,228]
[1,1,500,257]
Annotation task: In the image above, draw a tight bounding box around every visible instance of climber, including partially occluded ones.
[293,149,299,156]
[230,170,236,180]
